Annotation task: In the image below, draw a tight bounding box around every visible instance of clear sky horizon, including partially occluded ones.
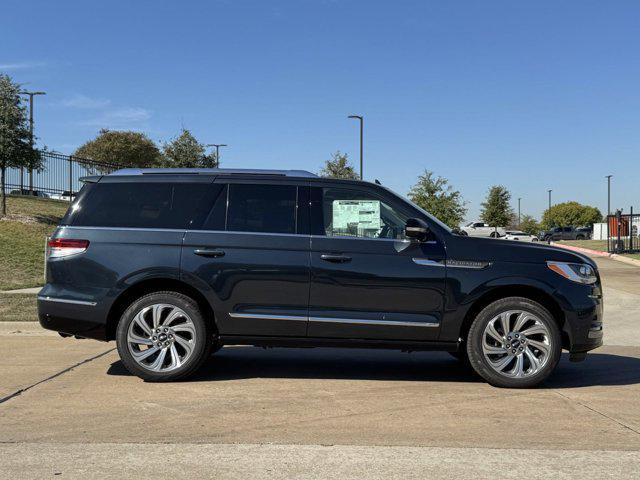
[3,0,639,223]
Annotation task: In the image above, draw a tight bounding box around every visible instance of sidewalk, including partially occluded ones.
[551,242,640,267]
[0,287,41,294]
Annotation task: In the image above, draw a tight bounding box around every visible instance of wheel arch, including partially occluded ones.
[105,278,217,341]
[458,285,569,350]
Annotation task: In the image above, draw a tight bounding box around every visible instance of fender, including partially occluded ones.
[438,271,565,343]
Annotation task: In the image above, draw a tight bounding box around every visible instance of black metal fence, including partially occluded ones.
[607,208,639,254]
[3,151,120,199]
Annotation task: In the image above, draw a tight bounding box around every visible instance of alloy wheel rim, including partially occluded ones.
[482,310,551,378]
[127,304,196,372]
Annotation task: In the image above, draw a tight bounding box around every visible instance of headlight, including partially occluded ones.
[547,261,597,284]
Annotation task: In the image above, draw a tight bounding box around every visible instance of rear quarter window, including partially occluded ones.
[64,182,210,229]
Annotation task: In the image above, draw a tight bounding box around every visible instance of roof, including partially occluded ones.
[108,168,318,178]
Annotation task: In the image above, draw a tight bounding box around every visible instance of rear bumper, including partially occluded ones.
[37,287,110,341]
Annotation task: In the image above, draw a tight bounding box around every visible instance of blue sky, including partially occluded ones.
[3,0,639,222]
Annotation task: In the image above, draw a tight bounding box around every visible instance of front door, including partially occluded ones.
[307,185,446,341]
[181,181,310,337]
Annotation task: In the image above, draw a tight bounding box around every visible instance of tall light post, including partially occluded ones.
[19,90,46,192]
[206,144,227,166]
[518,197,521,226]
[348,115,363,180]
[606,175,612,246]
[547,189,552,211]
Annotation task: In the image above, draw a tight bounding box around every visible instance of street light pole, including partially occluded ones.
[606,175,612,248]
[547,189,552,211]
[206,144,227,166]
[348,115,363,180]
[518,197,521,226]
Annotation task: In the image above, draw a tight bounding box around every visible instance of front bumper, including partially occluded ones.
[557,281,604,356]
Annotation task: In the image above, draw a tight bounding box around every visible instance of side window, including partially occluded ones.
[200,184,227,231]
[68,182,209,229]
[563,227,572,232]
[554,227,562,233]
[226,184,297,234]
[473,222,484,228]
[318,187,409,240]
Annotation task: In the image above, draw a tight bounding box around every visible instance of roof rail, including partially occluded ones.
[109,168,318,178]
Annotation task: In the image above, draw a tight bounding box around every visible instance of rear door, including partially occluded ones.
[181,179,311,337]
[307,184,446,341]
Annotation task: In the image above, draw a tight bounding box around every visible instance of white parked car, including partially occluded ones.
[50,190,76,201]
[502,230,539,242]
[460,221,506,238]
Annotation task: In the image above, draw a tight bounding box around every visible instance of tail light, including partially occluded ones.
[47,239,90,258]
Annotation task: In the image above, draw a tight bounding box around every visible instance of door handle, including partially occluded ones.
[194,248,225,258]
[320,253,352,263]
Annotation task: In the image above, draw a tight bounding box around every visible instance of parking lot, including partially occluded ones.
[1,256,639,478]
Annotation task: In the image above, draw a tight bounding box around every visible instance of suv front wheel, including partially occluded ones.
[466,297,561,388]
[116,291,212,382]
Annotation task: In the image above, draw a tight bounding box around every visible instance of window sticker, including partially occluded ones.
[332,199,381,237]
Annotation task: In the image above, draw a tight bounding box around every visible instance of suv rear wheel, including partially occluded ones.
[116,291,212,382]
[466,297,561,388]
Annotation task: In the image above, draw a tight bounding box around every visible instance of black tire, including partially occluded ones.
[576,235,585,240]
[460,231,468,236]
[466,297,562,388]
[489,231,500,238]
[116,291,212,382]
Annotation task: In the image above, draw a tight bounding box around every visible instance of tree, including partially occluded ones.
[519,215,540,236]
[75,129,162,171]
[319,151,358,179]
[407,170,467,229]
[480,185,514,228]
[541,202,602,229]
[162,128,217,168]
[0,74,40,216]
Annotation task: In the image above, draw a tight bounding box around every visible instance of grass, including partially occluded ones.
[0,195,69,290]
[0,293,38,321]
[558,239,640,261]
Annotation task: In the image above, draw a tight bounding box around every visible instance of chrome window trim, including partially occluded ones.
[58,226,186,233]
[37,296,97,307]
[58,226,439,244]
[203,230,307,238]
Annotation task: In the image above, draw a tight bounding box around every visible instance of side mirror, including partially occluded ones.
[405,218,430,241]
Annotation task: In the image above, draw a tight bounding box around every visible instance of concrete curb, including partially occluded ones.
[551,242,640,268]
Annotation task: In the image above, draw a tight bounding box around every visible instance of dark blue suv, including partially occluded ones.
[38,168,603,387]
